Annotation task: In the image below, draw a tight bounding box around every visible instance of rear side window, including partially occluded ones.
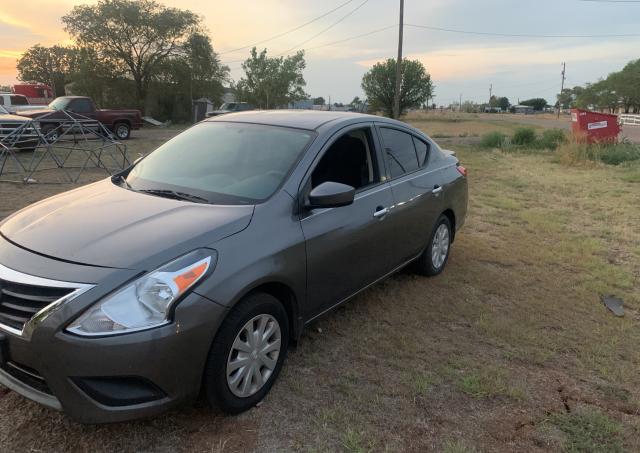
[413,137,430,165]
[380,127,419,178]
[70,99,93,113]
[10,95,28,106]
[0,97,4,105]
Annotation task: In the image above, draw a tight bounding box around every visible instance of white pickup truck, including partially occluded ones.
[0,93,43,114]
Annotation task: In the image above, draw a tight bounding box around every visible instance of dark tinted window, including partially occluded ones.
[380,127,419,178]
[0,97,3,105]
[413,137,430,165]
[69,99,93,113]
[10,95,28,106]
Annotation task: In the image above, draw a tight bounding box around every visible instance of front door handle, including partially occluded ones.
[373,207,389,219]
[432,185,443,195]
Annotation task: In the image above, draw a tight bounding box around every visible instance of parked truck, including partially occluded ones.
[18,96,143,140]
[0,93,43,114]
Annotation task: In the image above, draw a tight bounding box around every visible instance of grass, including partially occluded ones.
[548,408,623,453]
[1,113,639,452]
[558,140,640,165]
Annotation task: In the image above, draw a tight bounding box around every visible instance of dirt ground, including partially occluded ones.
[1,114,639,452]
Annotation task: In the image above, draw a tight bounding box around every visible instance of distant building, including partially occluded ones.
[513,105,535,114]
[288,99,314,109]
[220,87,235,106]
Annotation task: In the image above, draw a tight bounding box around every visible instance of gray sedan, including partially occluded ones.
[0,111,467,422]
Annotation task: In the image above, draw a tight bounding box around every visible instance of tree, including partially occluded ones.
[236,48,307,109]
[312,96,325,105]
[361,58,433,117]
[520,98,548,111]
[497,96,510,111]
[16,45,77,96]
[63,0,200,107]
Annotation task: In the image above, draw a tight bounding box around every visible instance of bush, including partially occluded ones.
[558,140,640,165]
[511,127,536,146]
[480,131,507,148]
[538,128,567,150]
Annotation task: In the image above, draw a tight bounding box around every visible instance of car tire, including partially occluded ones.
[113,122,131,140]
[203,292,289,414]
[41,124,59,143]
[413,215,452,276]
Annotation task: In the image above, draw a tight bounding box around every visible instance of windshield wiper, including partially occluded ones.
[139,189,209,204]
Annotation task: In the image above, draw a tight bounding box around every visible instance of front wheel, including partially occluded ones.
[413,215,452,276]
[203,292,289,414]
[113,122,131,140]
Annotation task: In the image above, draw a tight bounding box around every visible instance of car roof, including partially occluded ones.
[204,110,407,131]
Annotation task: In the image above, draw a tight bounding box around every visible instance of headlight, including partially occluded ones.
[67,249,216,336]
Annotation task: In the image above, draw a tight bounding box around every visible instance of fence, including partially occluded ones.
[619,114,640,126]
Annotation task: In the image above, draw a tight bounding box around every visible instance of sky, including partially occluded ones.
[0,0,639,105]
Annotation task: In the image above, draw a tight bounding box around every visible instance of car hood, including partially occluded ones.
[16,108,53,117]
[0,179,254,269]
[0,114,30,122]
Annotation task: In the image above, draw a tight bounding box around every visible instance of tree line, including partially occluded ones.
[557,59,640,113]
[16,0,434,121]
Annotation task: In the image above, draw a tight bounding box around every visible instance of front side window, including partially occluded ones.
[10,95,28,106]
[380,127,420,178]
[310,128,379,192]
[126,122,314,204]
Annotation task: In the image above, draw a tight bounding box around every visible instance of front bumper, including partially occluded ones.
[0,240,227,423]
[1,291,227,423]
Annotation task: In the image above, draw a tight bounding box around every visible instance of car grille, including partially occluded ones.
[0,279,75,332]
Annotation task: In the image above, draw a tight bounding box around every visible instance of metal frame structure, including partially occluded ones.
[0,110,129,184]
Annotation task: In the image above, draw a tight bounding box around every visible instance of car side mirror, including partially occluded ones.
[306,181,355,209]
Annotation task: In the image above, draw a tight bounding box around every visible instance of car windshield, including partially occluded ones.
[219,103,235,110]
[48,98,70,111]
[125,122,314,204]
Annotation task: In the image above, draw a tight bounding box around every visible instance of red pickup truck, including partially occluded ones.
[18,96,143,140]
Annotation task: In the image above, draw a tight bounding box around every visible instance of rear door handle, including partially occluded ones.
[373,207,389,218]
[432,185,443,195]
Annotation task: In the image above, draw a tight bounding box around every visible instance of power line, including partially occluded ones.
[225,24,396,71]
[222,0,372,64]
[273,0,370,57]
[218,0,358,55]
[405,23,640,38]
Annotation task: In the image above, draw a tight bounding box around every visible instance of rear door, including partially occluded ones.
[376,124,445,261]
[300,124,397,319]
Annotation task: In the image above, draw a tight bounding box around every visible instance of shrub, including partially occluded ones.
[480,131,507,148]
[512,127,536,146]
[538,128,567,150]
[558,140,640,165]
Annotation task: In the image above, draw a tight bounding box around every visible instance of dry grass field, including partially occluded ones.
[1,113,639,452]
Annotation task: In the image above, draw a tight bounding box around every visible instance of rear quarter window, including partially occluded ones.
[380,127,420,178]
[10,95,28,105]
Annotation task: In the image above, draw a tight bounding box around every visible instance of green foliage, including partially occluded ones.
[16,45,77,96]
[480,131,507,148]
[361,58,434,117]
[539,129,568,149]
[63,0,201,106]
[312,96,325,105]
[559,140,640,165]
[549,408,623,453]
[520,98,548,111]
[512,127,537,146]
[236,47,307,109]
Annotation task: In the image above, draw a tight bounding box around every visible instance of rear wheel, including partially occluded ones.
[41,124,59,143]
[113,122,131,140]
[204,292,289,414]
[413,215,452,276]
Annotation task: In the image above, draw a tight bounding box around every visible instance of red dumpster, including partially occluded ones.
[571,109,621,143]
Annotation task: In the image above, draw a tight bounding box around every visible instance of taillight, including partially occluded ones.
[456,165,467,177]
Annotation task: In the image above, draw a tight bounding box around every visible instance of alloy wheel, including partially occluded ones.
[116,125,129,139]
[226,314,281,398]
[431,223,450,269]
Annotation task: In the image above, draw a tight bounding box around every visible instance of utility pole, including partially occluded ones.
[557,62,566,119]
[459,93,463,112]
[489,84,493,104]
[393,0,404,119]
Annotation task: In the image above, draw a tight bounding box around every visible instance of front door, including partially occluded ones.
[300,125,398,319]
